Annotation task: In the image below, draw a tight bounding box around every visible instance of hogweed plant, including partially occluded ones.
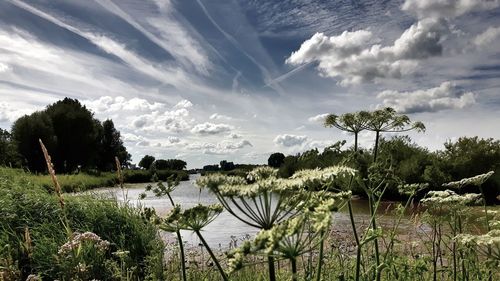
[143,175,187,281]
[160,204,227,281]
[197,165,356,281]
[420,171,496,281]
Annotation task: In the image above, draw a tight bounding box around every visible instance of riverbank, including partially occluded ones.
[0,167,188,192]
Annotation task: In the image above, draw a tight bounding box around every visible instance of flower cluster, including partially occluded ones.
[197,166,356,198]
[456,230,500,248]
[397,183,428,196]
[160,204,224,232]
[421,190,481,207]
[58,232,110,256]
[442,171,495,189]
[226,196,335,269]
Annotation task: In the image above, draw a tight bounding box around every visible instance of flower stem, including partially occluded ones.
[195,230,228,281]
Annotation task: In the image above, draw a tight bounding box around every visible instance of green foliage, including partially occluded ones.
[10,98,130,173]
[152,159,187,171]
[0,168,164,280]
[139,155,156,170]
[98,119,131,170]
[268,152,285,168]
[0,128,19,167]
[220,160,235,171]
[123,169,189,183]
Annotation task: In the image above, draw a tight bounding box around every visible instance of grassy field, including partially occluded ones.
[0,167,189,193]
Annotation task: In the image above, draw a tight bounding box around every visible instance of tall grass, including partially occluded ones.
[0,166,164,280]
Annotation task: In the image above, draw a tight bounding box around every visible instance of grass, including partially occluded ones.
[0,167,189,193]
[0,167,165,280]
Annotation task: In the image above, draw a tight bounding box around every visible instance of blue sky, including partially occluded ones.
[1,0,500,168]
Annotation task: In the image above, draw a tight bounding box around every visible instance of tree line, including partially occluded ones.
[0,98,130,173]
[267,110,500,203]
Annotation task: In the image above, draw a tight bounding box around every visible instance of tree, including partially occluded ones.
[10,98,130,173]
[0,128,19,167]
[440,137,500,203]
[268,153,285,168]
[45,98,101,172]
[12,112,57,172]
[99,119,131,170]
[139,155,156,170]
[219,160,235,171]
[152,159,187,170]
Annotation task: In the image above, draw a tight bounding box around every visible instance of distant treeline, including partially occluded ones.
[200,160,261,176]
[269,136,500,203]
[0,98,130,173]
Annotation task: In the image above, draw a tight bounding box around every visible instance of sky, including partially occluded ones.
[1,0,500,169]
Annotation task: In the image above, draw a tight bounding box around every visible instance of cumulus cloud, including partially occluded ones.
[308,113,329,123]
[377,82,476,113]
[287,19,445,85]
[274,134,309,147]
[0,102,35,122]
[228,133,241,139]
[474,26,500,47]
[402,0,500,19]
[173,99,193,109]
[85,96,195,133]
[191,122,233,135]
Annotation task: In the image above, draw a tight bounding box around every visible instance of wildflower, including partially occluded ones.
[113,250,130,259]
[58,232,110,256]
[161,204,223,232]
[398,183,428,196]
[421,190,481,207]
[442,171,494,189]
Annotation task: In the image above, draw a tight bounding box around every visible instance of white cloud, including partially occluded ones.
[474,26,500,47]
[274,134,308,147]
[186,139,252,155]
[402,0,500,19]
[287,19,445,85]
[167,136,181,143]
[228,133,241,139]
[0,62,10,73]
[308,113,329,123]
[85,96,195,134]
[191,122,233,135]
[174,99,193,109]
[377,82,476,113]
[0,102,36,122]
[209,113,233,121]
[95,0,212,74]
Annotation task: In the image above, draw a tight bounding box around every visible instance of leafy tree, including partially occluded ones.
[98,119,131,170]
[440,137,500,203]
[268,153,285,168]
[152,159,187,171]
[0,128,19,167]
[11,112,56,172]
[139,155,156,170]
[45,98,101,172]
[10,98,130,173]
[220,160,235,171]
[203,164,219,172]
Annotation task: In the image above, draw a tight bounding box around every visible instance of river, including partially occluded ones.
[89,174,492,249]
